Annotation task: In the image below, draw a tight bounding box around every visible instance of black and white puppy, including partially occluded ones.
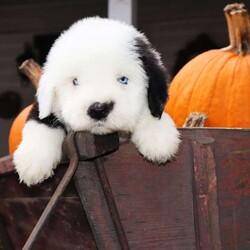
[14,17,180,186]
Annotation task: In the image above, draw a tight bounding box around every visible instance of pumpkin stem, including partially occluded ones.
[222,3,250,55]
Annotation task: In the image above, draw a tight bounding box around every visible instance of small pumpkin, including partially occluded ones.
[8,59,41,154]
[8,105,33,154]
[165,3,250,127]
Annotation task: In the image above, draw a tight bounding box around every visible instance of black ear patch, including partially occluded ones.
[135,37,168,119]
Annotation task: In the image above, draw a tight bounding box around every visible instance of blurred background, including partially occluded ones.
[0,0,232,156]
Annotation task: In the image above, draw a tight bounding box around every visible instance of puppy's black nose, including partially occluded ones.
[87,101,114,120]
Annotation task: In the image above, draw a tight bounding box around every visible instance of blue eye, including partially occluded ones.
[118,76,128,85]
[73,78,79,86]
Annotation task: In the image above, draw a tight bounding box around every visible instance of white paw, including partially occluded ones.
[13,120,65,186]
[132,112,180,163]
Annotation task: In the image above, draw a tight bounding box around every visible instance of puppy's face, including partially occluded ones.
[37,17,168,134]
[54,47,147,134]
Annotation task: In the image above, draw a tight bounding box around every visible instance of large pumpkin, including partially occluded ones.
[165,3,250,127]
[8,105,33,154]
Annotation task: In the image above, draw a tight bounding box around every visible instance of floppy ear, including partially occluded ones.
[36,71,55,119]
[135,37,168,118]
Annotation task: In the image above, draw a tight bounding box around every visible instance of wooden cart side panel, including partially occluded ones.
[0,129,250,249]
[0,165,78,199]
[182,129,250,250]
[0,168,97,250]
[103,137,197,249]
[210,130,250,250]
[0,196,96,250]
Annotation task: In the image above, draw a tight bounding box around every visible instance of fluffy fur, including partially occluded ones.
[14,17,180,186]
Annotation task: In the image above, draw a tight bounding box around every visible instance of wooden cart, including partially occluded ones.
[0,128,250,249]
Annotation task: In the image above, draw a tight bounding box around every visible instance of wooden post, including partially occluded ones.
[108,0,137,25]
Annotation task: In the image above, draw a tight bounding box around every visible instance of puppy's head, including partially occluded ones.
[37,17,168,135]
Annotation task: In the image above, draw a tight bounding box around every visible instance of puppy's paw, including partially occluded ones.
[132,112,180,163]
[13,120,65,186]
[14,149,55,186]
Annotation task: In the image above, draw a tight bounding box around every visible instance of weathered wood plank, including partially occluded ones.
[210,130,250,250]
[192,137,221,250]
[0,165,77,199]
[103,138,196,249]
[74,132,119,161]
[0,216,14,250]
[74,161,123,250]
[0,197,96,250]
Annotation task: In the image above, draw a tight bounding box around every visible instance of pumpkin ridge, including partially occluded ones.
[166,51,223,126]
[245,53,250,71]
[207,53,237,126]
[226,56,240,126]
[186,51,227,118]
[243,57,250,125]
[228,56,250,127]
[167,56,206,123]
[239,57,250,123]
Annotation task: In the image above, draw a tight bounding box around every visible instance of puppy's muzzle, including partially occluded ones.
[87,101,114,120]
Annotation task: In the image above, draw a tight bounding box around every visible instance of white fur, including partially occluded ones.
[14,17,180,186]
[13,121,65,186]
[132,112,180,163]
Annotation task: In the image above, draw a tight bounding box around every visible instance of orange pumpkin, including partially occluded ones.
[165,3,250,127]
[9,105,33,154]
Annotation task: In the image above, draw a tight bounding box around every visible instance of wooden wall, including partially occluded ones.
[138,0,231,75]
[0,0,233,156]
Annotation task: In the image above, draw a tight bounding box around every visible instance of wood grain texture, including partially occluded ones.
[211,130,250,250]
[103,137,196,249]
[0,167,96,250]
[192,136,221,250]
[74,161,122,250]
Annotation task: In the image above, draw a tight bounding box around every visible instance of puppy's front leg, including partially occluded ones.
[131,112,180,163]
[13,118,66,186]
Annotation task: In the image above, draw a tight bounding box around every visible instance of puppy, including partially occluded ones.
[14,17,180,186]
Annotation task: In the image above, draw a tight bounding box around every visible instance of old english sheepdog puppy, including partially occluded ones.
[14,17,180,186]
